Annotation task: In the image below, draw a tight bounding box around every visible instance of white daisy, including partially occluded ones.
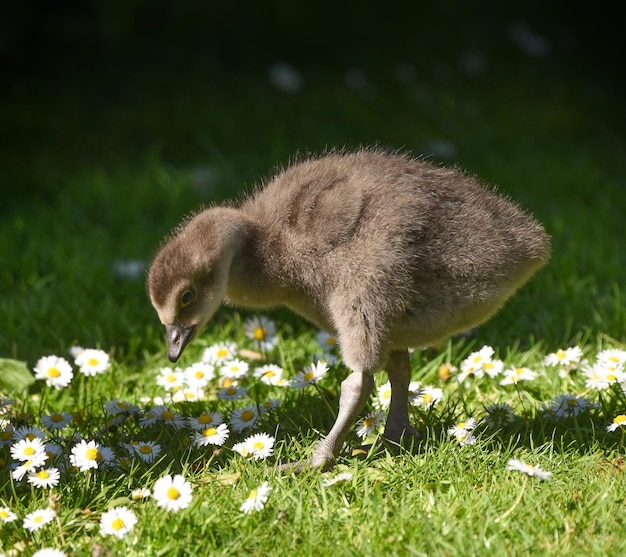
[239,481,272,514]
[13,425,46,442]
[0,506,17,523]
[184,362,215,388]
[355,411,386,439]
[253,364,286,386]
[27,467,61,489]
[597,348,626,368]
[241,432,275,460]
[458,345,499,381]
[70,439,115,471]
[194,423,230,447]
[220,359,250,380]
[104,399,140,416]
[447,417,478,440]
[323,472,353,487]
[376,381,392,408]
[32,548,67,557]
[75,348,110,376]
[188,411,224,431]
[499,366,538,386]
[415,385,444,407]
[551,394,593,418]
[507,458,552,481]
[34,355,74,389]
[243,315,278,351]
[99,506,138,539]
[229,405,259,433]
[217,385,248,401]
[407,381,423,406]
[259,399,281,413]
[607,414,626,432]
[13,459,43,481]
[172,387,205,403]
[0,422,15,447]
[131,441,162,463]
[291,361,328,389]
[316,330,338,352]
[131,487,152,500]
[202,342,238,365]
[23,507,56,531]
[543,346,583,370]
[153,474,193,512]
[156,367,185,392]
[41,411,74,431]
[583,362,626,390]
[154,406,186,429]
[10,436,47,463]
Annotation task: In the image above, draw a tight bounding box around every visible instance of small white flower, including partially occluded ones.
[184,362,215,388]
[447,417,478,444]
[507,458,552,481]
[607,414,626,432]
[254,364,286,386]
[10,436,47,463]
[194,423,230,447]
[458,345,501,381]
[240,481,272,514]
[415,385,444,407]
[551,394,593,418]
[355,411,386,439]
[171,387,205,403]
[316,330,338,352]
[34,355,74,389]
[188,411,224,431]
[104,399,140,416]
[543,346,583,369]
[230,405,259,433]
[154,406,186,429]
[32,549,68,557]
[583,362,626,390]
[323,472,353,487]
[243,315,278,351]
[217,385,248,401]
[131,487,152,500]
[153,474,193,512]
[70,439,115,471]
[237,432,275,460]
[23,507,56,531]
[131,441,162,463]
[202,342,238,364]
[499,366,538,386]
[41,411,74,431]
[0,506,17,523]
[484,403,515,429]
[156,367,185,392]
[220,359,250,379]
[290,361,328,388]
[99,506,138,538]
[376,381,392,408]
[27,467,61,489]
[75,348,110,376]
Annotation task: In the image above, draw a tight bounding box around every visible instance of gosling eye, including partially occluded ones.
[180,289,195,307]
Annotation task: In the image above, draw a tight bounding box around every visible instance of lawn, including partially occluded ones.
[1,11,626,557]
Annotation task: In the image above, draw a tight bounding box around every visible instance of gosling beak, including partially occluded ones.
[165,324,196,363]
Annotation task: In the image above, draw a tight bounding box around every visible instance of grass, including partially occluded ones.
[1,39,626,556]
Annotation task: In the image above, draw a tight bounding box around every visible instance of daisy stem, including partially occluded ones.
[495,474,528,524]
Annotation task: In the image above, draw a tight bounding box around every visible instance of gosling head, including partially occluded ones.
[147,214,236,363]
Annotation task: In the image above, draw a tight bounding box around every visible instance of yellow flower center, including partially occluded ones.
[37,470,50,480]
[483,362,494,370]
[422,393,433,403]
[253,327,266,341]
[194,371,205,379]
[85,448,101,461]
[472,355,482,364]
[363,417,375,428]
[241,410,255,422]
[567,399,579,407]
[458,422,466,429]
[556,349,567,360]
[264,370,276,378]
[34,515,44,524]
[111,517,126,531]
[162,411,175,420]
[88,358,99,367]
[1,431,12,441]
[51,413,64,423]
[166,487,180,500]
[47,367,61,378]
[198,414,213,425]
[253,441,265,450]
[303,371,315,382]
[614,415,626,425]
[225,387,238,396]
[23,447,36,456]
[203,427,217,437]
[216,348,228,358]
[382,390,391,400]
[326,337,337,346]
[248,489,258,500]
[607,373,617,382]
[166,374,177,383]
[0,510,9,518]
[139,445,153,454]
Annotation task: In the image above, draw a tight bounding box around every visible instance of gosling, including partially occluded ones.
[147,149,551,471]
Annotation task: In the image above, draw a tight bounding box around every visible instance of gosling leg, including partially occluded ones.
[383,350,422,446]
